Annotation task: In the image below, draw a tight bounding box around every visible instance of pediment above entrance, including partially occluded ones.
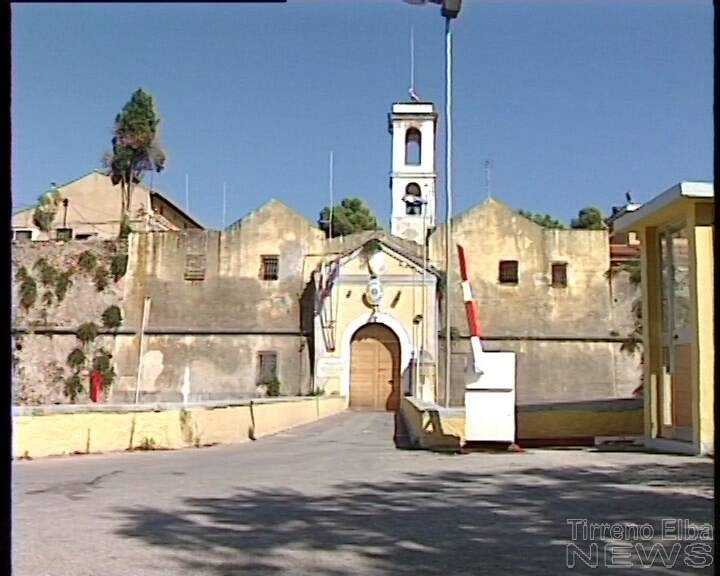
[330,234,441,283]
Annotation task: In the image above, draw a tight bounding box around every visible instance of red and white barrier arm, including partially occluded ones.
[457,244,484,371]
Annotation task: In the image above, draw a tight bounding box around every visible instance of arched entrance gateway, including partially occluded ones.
[349,324,401,411]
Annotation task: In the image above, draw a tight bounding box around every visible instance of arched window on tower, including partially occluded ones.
[405,128,422,165]
[404,183,423,215]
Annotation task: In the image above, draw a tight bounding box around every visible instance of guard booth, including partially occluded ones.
[614,181,714,455]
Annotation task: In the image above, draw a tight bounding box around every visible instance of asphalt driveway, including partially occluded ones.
[13,411,714,575]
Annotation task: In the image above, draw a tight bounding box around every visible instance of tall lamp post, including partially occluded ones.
[403,193,428,398]
[404,0,461,407]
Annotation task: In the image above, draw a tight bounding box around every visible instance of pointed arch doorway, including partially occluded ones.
[350,323,401,411]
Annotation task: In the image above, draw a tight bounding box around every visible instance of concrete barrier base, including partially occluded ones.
[13,396,347,459]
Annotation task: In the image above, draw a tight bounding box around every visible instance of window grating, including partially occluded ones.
[551,263,568,288]
[498,260,519,284]
[261,255,279,281]
[256,351,278,384]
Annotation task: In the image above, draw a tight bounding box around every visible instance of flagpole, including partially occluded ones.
[222,182,227,228]
[329,151,334,239]
[410,26,415,94]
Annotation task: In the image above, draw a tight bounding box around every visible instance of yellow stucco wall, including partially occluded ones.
[694,222,714,452]
[399,397,463,451]
[399,396,643,450]
[315,246,439,402]
[13,396,346,459]
[12,171,154,239]
[620,192,714,455]
[517,405,643,439]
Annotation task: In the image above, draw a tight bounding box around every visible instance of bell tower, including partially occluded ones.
[388,101,438,243]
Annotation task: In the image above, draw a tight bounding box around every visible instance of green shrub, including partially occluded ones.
[138,437,156,451]
[119,218,132,240]
[306,387,325,397]
[92,349,115,390]
[54,271,73,302]
[64,374,83,402]
[67,348,86,370]
[33,258,58,286]
[41,291,54,306]
[111,254,128,281]
[265,377,281,397]
[19,276,37,310]
[33,209,54,232]
[94,266,109,291]
[32,188,62,232]
[76,322,99,345]
[78,250,97,272]
[101,305,123,329]
[15,266,29,283]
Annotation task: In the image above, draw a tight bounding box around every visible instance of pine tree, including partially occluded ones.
[103,89,166,236]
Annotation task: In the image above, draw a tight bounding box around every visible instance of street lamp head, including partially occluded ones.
[402,0,461,18]
[441,0,461,18]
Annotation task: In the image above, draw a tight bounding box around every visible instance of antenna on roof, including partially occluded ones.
[222,183,227,228]
[329,151,334,239]
[409,27,420,102]
[485,160,492,200]
[185,174,189,213]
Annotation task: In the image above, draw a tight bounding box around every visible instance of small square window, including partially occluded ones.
[56,228,73,241]
[14,230,32,241]
[498,260,518,284]
[261,255,279,281]
[184,254,206,281]
[551,263,568,288]
[256,351,278,385]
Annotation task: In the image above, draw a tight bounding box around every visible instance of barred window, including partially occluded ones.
[184,254,206,281]
[551,263,568,288]
[256,351,278,385]
[14,230,32,241]
[498,260,518,284]
[56,228,73,241]
[261,255,279,281]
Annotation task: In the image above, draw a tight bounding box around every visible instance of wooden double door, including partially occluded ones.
[350,324,401,411]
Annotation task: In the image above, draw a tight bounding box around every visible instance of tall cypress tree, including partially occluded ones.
[103,89,166,236]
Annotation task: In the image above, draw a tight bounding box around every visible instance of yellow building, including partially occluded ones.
[13,99,643,446]
[615,181,714,455]
[12,170,202,240]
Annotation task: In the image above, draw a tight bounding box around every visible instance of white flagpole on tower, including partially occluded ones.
[409,26,419,101]
[485,160,492,200]
[185,174,189,213]
[329,151,334,239]
[410,26,415,94]
[222,182,227,228]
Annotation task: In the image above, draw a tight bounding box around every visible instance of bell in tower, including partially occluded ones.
[388,101,438,243]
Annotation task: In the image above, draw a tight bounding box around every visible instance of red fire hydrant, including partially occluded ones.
[90,369,102,403]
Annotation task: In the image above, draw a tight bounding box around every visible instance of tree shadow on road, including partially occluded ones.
[114,460,714,575]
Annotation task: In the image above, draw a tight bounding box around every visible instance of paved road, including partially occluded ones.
[13,411,714,575]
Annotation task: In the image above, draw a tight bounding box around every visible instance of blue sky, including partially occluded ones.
[12,1,712,230]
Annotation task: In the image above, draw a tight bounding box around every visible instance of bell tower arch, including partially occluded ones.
[388,102,438,243]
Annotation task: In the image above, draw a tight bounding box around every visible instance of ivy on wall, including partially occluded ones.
[14,241,130,405]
